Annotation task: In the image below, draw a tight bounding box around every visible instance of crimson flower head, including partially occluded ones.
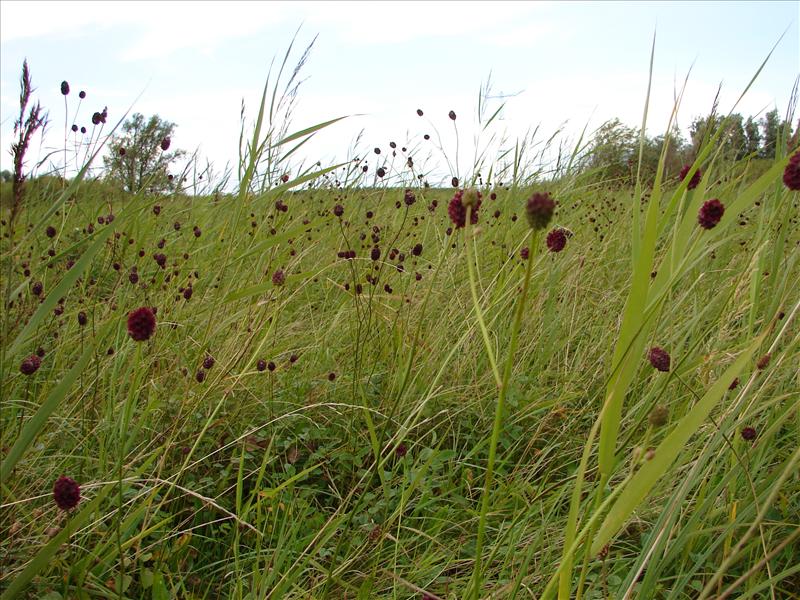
[525,192,555,231]
[127,306,156,342]
[160,137,171,151]
[783,150,800,190]
[20,355,41,375]
[448,189,481,228]
[546,228,567,253]
[698,198,725,230]
[272,269,286,286]
[53,476,80,510]
[679,165,702,190]
[60,81,70,96]
[741,426,757,441]
[648,347,670,372]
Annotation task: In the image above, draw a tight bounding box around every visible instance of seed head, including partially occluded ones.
[783,150,800,190]
[160,137,171,151]
[698,199,725,230]
[756,353,771,370]
[46,225,57,238]
[20,354,41,375]
[257,359,267,372]
[333,204,344,217]
[741,426,757,441]
[77,311,87,326]
[648,405,669,428]
[404,189,416,206]
[525,192,555,231]
[679,165,702,190]
[127,306,156,342]
[32,281,43,296]
[60,81,70,95]
[203,355,215,369]
[53,476,80,510]
[648,347,670,372]
[448,110,456,120]
[546,228,568,253]
[196,369,205,383]
[78,90,86,99]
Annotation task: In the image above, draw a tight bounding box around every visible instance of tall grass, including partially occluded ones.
[1,39,798,600]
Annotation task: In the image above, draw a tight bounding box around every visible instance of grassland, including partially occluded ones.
[1,63,799,600]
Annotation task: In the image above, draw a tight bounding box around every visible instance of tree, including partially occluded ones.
[744,117,761,157]
[103,113,185,193]
[760,109,780,158]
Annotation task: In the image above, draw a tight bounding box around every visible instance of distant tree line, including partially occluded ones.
[581,108,798,186]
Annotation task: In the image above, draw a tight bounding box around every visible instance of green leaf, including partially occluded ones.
[1,342,96,483]
[590,329,769,555]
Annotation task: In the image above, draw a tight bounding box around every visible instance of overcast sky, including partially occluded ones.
[1,1,798,187]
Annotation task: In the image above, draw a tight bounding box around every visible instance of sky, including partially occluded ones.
[1,1,798,188]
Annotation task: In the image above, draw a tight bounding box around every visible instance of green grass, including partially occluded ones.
[1,63,799,599]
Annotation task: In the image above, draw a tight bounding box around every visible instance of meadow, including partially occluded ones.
[1,50,799,600]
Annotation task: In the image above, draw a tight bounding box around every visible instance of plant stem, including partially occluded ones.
[469,220,538,599]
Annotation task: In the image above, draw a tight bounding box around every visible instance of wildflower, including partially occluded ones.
[160,137,171,151]
[268,361,276,372]
[448,110,456,120]
[129,270,139,284]
[404,189,416,206]
[649,406,669,428]
[32,281,43,296]
[783,150,800,190]
[333,204,344,217]
[448,189,481,228]
[698,199,725,230]
[153,253,167,269]
[77,311,87,326]
[395,443,408,458]
[741,426,757,441]
[648,347,670,372]
[328,372,336,381]
[412,243,423,256]
[376,167,386,178]
[679,165,702,190]
[203,355,215,369]
[272,269,286,286]
[152,205,161,216]
[281,173,289,183]
[525,192,555,231]
[371,247,381,261]
[91,112,102,125]
[257,359,267,372]
[53,476,80,510]
[60,81,70,95]
[127,306,156,341]
[78,90,86,99]
[520,247,529,260]
[46,225,57,238]
[20,355,41,375]
[196,369,205,383]
[756,353,771,370]
[417,109,423,116]
[546,228,567,252]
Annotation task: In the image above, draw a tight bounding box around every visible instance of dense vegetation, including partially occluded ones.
[1,49,799,600]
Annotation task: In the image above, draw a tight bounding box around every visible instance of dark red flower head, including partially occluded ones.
[20,354,41,375]
[448,189,481,229]
[783,150,800,191]
[525,192,555,230]
[648,346,670,372]
[741,426,757,441]
[404,189,416,206]
[448,110,456,120]
[60,81,70,95]
[46,225,57,238]
[272,269,286,286]
[53,476,80,510]
[679,165,702,190]
[160,137,171,151]
[127,306,156,342]
[546,228,568,253]
[333,204,344,217]
[520,247,529,260]
[698,198,724,230]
